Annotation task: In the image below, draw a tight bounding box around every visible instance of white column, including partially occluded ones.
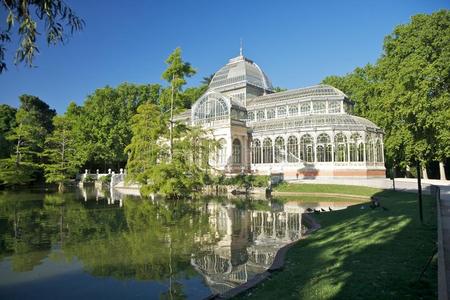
[439,161,447,180]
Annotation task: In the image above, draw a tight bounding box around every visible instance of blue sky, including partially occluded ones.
[1,0,448,113]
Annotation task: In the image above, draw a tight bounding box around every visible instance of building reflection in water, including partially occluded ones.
[79,185,350,295]
[190,200,347,295]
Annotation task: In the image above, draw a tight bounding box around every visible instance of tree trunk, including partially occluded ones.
[58,182,65,193]
[439,161,447,180]
[422,166,428,180]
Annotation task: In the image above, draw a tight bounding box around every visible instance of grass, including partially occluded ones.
[273,195,367,203]
[236,186,437,300]
[273,182,382,196]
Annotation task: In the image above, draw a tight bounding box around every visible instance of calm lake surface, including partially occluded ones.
[0,186,351,299]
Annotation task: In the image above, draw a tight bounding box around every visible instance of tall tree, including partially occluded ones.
[161,48,196,160]
[0,95,55,185]
[0,0,84,73]
[377,9,450,177]
[77,83,161,171]
[42,115,82,192]
[323,10,450,178]
[125,102,166,186]
[0,104,16,158]
[126,102,218,198]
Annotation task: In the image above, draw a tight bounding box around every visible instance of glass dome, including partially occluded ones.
[209,55,273,92]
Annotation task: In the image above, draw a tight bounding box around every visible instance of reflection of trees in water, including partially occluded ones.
[0,189,312,297]
[0,190,217,298]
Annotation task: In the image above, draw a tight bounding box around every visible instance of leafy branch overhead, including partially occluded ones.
[0,0,84,73]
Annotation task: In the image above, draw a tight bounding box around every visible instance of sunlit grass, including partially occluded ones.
[236,189,437,300]
[274,183,382,196]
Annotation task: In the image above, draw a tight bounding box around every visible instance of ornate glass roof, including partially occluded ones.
[247,85,347,106]
[251,114,381,132]
[209,55,273,92]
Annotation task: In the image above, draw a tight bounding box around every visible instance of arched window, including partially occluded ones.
[349,133,362,162]
[366,139,374,162]
[263,138,273,163]
[316,133,332,162]
[274,137,285,163]
[193,94,229,123]
[217,139,227,165]
[252,139,262,164]
[277,106,286,117]
[288,105,298,116]
[358,143,364,162]
[376,140,383,162]
[335,133,347,162]
[267,108,276,119]
[300,134,314,163]
[300,103,310,115]
[257,110,265,121]
[287,136,299,162]
[328,101,341,113]
[248,111,255,121]
[313,101,326,114]
[232,139,241,164]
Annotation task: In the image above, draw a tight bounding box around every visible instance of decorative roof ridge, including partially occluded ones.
[253,84,345,100]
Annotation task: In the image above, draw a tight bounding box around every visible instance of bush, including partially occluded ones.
[83,174,95,183]
[252,175,270,187]
[99,174,111,184]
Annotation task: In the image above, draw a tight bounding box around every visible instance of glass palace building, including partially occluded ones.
[175,53,386,178]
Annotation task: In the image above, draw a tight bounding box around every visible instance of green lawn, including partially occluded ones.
[237,188,437,300]
[273,182,383,196]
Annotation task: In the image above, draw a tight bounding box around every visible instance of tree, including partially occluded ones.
[161,48,196,160]
[201,73,214,86]
[76,83,161,171]
[0,0,84,73]
[42,115,82,192]
[322,10,450,179]
[272,86,287,93]
[0,104,16,158]
[0,95,55,185]
[125,102,166,186]
[126,103,218,198]
[377,10,450,177]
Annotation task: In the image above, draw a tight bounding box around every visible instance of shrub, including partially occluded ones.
[99,174,111,184]
[83,174,95,183]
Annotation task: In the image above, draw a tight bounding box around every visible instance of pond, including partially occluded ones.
[0,186,352,299]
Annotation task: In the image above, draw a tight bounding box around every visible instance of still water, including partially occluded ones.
[0,186,350,299]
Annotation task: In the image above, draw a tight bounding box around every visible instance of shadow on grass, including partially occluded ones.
[236,190,437,300]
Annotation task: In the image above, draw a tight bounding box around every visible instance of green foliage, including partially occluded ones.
[322,10,450,168]
[0,0,84,73]
[99,174,111,185]
[74,83,162,169]
[0,158,35,185]
[42,115,82,192]
[83,174,95,183]
[0,104,17,158]
[125,102,166,185]
[210,174,269,190]
[160,47,196,111]
[0,95,56,185]
[272,86,287,93]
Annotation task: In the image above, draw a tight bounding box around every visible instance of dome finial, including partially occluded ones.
[240,38,243,56]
